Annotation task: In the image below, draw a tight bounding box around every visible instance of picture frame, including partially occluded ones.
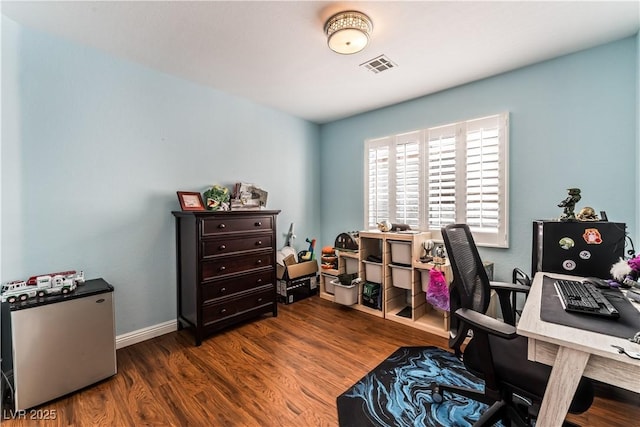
[176,191,205,211]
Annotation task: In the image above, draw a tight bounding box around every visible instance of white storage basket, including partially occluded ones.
[390,264,412,289]
[332,279,358,305]
[362,261,382,284]
[344,257,358,274]
[323,273,336,294]
[389,240,412,265]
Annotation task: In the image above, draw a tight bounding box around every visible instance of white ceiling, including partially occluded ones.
[2,1,639,124]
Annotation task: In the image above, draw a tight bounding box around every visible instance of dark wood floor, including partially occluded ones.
[2,295,638,426]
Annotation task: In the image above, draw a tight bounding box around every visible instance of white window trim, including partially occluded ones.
[364,113,509,248]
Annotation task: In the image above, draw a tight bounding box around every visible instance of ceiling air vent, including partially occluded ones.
[360,55,397,74]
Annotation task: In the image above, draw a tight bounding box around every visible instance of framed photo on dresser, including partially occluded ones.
[176,191,205,211]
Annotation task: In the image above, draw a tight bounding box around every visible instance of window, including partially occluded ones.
[364,113,509,248]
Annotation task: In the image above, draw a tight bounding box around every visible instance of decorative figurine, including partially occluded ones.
[377,220,392,232]
[558,188,581,221]
[432,244,447,265]
[320,246,338,270]
[420,240,435,263]
[576,206,599,221]
[203,185,230,211]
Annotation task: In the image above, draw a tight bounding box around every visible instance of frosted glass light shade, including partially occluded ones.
[325,11,372,55]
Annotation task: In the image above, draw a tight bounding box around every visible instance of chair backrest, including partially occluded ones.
[442,224,492,314]
[441,224,492,350]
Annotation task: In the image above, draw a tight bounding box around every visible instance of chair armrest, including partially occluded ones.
[489,281,531,325]
[490,281,530,294]
[455,308,518,340]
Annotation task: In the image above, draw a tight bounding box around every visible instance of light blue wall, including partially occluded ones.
[320,37,638,282]
[1,17,321,334]
[2,15,638,335]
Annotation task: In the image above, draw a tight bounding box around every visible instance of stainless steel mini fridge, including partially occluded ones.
[1,279,116,411]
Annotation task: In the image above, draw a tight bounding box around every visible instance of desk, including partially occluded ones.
[517,272,640,426]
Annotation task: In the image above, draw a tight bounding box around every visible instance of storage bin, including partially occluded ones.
[322,273,337,294]
[362,260,383,284]
[420,270,430,292]
[332,279,358,305]
[390,264,412,289]
[389,240,412,266]
[344,257,358,274]
[338,272,357,285]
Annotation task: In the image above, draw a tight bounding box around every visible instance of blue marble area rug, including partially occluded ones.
[337,346,494,427]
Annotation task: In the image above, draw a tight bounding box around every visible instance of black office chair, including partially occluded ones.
[511,267,532,324]
[433,224,593,426]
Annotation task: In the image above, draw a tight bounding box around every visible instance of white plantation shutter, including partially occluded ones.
[466,117,500,232]
[426,125,458,230]
[365,138,391,229]
[395,132,421,228]
[364,113,508,248]
[463,114,508,247]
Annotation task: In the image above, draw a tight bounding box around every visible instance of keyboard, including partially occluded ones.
[554,279,620,318]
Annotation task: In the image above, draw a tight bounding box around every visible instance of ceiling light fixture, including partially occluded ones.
[324,11,373,55]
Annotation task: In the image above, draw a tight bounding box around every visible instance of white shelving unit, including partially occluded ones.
[380,232,452,338]
[321,230,498,338]
[318,250,360,303]
[412,261,453,337]
[319,268,339,300]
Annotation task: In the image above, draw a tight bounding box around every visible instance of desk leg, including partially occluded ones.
[537,346,590,427]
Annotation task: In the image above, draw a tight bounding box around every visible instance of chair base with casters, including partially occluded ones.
[433,224,594,427]
[431,331,593,426]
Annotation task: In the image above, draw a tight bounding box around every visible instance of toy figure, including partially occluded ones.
[558,188,581,221]
[377,220,392,232]
[577,206,598,221]
[1,270,84,303]
[298,238,316,261]
[203,185,230,211]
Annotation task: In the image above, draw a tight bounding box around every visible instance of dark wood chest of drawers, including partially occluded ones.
[172,210,280,345]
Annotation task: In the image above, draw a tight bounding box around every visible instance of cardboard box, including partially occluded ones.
[276,257,319,304]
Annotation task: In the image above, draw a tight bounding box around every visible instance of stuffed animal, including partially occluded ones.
[610,254,640,287]
[203,185,230,211]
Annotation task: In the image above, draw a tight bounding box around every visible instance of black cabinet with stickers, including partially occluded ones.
[531,220,626,279]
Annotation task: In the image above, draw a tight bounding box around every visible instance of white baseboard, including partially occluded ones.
[115,319,177,349]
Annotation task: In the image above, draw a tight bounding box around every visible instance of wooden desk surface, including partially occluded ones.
[518,272,640,392]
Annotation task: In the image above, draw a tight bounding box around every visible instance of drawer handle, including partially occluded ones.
[218,223,226,229]
[220,308,227,314]
[219,266,226,272]
[220,287,226,293]
[256,259,262,265]
[219,244,226,250]
[256,241,262,246]
[257,297,263,303]
[257,279,263,284]
[255,221,262,227]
